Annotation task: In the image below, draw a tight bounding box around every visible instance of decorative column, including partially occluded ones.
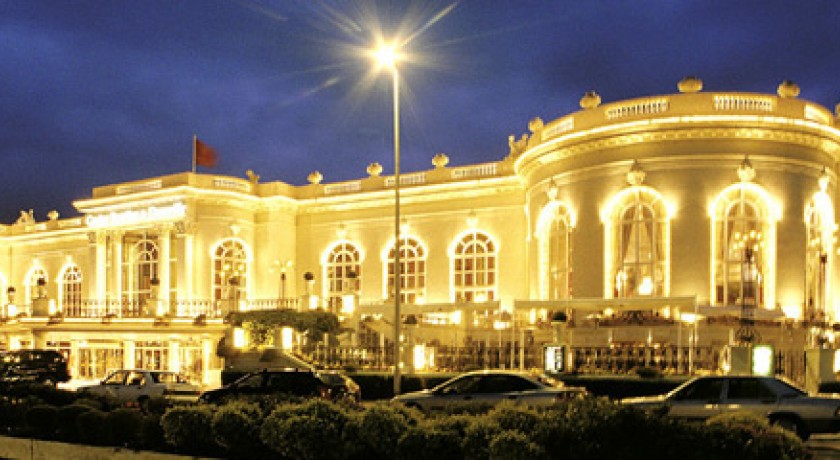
[158,227,171,313]
[94,232,108,300]
[111,231,123,307]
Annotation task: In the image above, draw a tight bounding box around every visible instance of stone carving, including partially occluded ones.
[307,171,323,184]
[579,91,601,109]
[432,153,449,169]
[15,209,34,225]
[508,134,529,157]
[246,169,260,184]
[367,162,383,176]
[678,76,703,93]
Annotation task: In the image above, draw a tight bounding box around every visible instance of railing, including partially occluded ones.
[713,95,775,112]
[9,298,303,320]
[451,163,498,179]
[605,98,669,120]
[324,181,362,195]
[385,172,426,187]
[542,117,575,138]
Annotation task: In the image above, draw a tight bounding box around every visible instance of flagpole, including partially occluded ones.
[192,134,197,173]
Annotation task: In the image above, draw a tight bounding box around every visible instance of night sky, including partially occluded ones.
[1,1,839,223]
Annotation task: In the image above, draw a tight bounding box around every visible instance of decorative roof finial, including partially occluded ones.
[678,76,703,93]
[580,91,601,109]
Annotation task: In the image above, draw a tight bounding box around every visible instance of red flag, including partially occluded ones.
[194,138,218,168]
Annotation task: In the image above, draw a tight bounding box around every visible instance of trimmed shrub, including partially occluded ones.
[462,417,502,460]
[25,404,57,438]
[55,403,93,441]
[212,401,263,456]
[261,400,349,460]
[342,403,417,459]
[76,409,111,446]
[488,430,543,460]
[397,424,463,460]
[485,402,541,433]
[138,414,167,452]
[705,411,807,460]
[108,408,143,448]
[160,405,219,455]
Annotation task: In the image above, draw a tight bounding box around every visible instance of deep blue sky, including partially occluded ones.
[1,0,839,223]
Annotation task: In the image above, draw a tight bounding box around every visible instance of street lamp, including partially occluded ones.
[735,231,763,344]
[373,42,403,395]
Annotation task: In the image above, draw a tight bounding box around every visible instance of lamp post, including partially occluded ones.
[374,44,403,395]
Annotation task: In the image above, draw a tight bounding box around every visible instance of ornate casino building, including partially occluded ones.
[2,77,840,387]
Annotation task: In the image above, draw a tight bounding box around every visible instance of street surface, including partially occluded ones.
[809,434,840,459]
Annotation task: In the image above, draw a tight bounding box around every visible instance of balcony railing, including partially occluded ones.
[1,298,303,321]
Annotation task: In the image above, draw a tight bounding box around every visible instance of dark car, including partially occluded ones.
[0,349,71,386]
[199,368,361,404]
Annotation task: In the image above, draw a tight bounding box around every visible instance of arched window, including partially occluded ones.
[537,203,574,300]
[60,265,82,314]
[711,183,779,308]
[605,187,669,298]
[452,231,497,302]
[325,242,361,313]
[213,239,248,306]
[126,240,158,303]
[387,237,426,304]
[27,267,48,304]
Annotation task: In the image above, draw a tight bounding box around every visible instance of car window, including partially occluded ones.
[237,374,265,388]
[127,372,146,386]
[674,378,723,401]
[104,371,128,385]
[726,378,776,400]
[439,375,482,394]
[474,375,539,393]
[156,373,186,384]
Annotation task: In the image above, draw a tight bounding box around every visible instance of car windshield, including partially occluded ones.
[318,373,346,385]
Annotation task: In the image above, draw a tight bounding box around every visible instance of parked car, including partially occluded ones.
[78,369,200,408]
[391,370,587,412]
[199,368,361,404]
[621,375,840,440]
[0,349,70,386]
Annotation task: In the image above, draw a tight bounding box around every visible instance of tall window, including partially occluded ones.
[126,240,158,303]
[325,242,361,313]
[538,203,573,300]
[606,187,668,298]
[712,184,778,308]
[213,239,248,304]
[453,231,497,302]
[60,265,82,313]
[387,237,426,304]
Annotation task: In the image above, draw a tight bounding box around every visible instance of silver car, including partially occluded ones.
[79,369,201,409]
[392,370,586,412]
[621,375,840,439]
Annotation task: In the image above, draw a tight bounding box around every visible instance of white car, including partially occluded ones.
[79,369,201,408]
[621,375,840,440]
[392,370,587,412]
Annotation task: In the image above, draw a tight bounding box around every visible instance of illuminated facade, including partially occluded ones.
[2,78,840,384]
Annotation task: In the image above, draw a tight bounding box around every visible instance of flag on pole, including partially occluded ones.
[193,136,218,169]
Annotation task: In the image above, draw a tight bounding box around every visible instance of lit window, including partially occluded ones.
[387,237,426,304]
[61,265,82,315]
[544,206,573,300]
[325,242,361,313]
[606,187,668,298]
[125,240,158,304]
[213,240,248,306]
[453,231,497,302]
[804,189,833,321]
[712,186,775,307]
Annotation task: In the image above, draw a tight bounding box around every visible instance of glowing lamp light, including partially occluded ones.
[638,276,653,295]
[752,345,774,376]
[280,327,294,351]
[48,299,57,315]
[449,310,462,325]
[233,327,246,349]
[679,312,700,324]
[833,350,840,373]
[374,45,400,69]
[308,295,319,310]
[413,344,426,370]
[341,294,356,315]
[7,304,16,317]
[156,300,166,317]
[475,293,487,303]
[9,337,20,351]
[781,305,802,320]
